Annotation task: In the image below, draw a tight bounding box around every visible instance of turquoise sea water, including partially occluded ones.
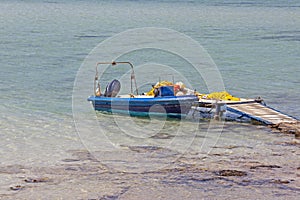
[1,0,300,199]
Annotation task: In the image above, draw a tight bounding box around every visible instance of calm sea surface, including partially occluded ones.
[1,0,300,199]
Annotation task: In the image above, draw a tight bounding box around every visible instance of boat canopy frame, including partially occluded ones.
[94,61,139,96]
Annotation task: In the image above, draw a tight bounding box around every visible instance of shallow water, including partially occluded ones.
[1,0,300,199]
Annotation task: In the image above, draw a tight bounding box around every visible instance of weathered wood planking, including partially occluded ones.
[227,102,298,125]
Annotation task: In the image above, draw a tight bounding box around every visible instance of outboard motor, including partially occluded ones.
[153,88,160,97]
[104,79,121,97]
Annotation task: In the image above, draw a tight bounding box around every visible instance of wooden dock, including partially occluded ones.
[226,102,298,125]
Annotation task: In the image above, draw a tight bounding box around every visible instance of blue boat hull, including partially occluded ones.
[87,95,198,118]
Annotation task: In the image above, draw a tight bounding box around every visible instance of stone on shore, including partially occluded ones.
[270,122,300,138]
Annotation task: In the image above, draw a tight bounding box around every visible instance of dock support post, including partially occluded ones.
[214,103,225,120]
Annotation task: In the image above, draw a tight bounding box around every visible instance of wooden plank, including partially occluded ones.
[227,102,298,125]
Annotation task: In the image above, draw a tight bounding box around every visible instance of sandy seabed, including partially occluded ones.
[1,133,299,200]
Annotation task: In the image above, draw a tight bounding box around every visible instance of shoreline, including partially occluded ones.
[270,121,300,138]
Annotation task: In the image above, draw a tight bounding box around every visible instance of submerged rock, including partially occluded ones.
[250,164,281,170]
[270,179,290,184]
[24,177,51,183]
[215,170,247,177]
[10,185,24,191]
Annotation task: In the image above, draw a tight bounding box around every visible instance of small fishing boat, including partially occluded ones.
[87,61,199,118]
[87,61,298,124]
